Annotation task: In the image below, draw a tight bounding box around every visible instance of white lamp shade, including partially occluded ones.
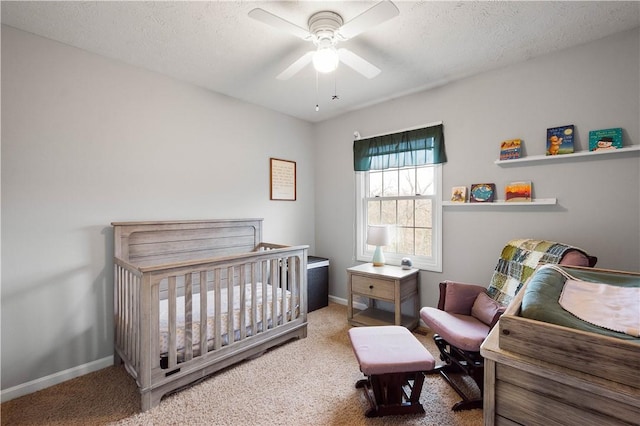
[367,225,390,247]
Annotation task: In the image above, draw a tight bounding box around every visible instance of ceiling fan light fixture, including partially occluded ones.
[312,46,339,73]
[249,2,399,80]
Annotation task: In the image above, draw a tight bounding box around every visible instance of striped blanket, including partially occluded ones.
[486,239,585,306]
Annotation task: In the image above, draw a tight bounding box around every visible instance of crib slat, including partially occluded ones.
[124,266,132,362]
[168,276,177,369]
[251,262,258,336]
[262,261,268,331]
[289,256,300,321]
[184,273,193,362]
[280,258,287,324]
[288,256,295,322]
[272,259,278,328]
[115,265,122,352]
[127,270,134,362]
[227,266,234,343]
[121,266,127,353]
[214,269,222,350]
[200,271,207,356]
[240,265,246,340]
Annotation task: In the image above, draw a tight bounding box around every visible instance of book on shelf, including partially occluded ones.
[546,125,574,156]
[470,183,496,203]
[451,186,467,203]
[589,128,623,151]
[505,181,532,202]
[500,139,522,160]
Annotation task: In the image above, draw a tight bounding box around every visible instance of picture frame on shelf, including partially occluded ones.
[505,181,532,202]
[451,186,467,203]
[546,125,574,156]
[500,139,522,160]
[589,128,623,151]
[470,183,496,203]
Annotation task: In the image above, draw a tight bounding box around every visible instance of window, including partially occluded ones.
[353,123,445,271]
[356,165,442,271]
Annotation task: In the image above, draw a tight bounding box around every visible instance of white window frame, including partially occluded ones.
[355,165,442,272]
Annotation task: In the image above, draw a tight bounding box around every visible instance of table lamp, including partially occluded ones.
[367,225,390,267]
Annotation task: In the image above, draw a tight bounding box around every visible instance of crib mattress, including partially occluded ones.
[159,283,294,355]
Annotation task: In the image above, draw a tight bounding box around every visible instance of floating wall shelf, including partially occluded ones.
[442,198,557,207]
[494,145,640,166]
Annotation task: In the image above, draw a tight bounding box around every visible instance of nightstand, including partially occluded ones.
[347,263,420,330]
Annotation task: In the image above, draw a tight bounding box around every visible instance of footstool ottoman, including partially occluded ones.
[348,325,435,417]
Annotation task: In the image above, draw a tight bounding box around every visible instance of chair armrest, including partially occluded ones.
[438,281,487,315]
[560,249,597,267]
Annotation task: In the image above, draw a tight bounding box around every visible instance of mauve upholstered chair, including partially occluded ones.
[420,239,597,411]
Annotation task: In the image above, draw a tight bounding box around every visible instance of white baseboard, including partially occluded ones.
[328,294,346,305]
[1,355,114,403]
[328,295,370,311]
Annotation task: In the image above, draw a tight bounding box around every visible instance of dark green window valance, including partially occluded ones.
[353,124,446,171]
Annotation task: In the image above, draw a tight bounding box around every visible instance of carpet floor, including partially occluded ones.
[1,303,482,425]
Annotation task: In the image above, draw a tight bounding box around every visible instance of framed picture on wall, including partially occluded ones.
[270,158,296,201]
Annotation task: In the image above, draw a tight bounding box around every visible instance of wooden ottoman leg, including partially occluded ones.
[355,372,426,417]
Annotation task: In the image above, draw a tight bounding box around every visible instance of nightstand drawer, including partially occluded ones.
[352,275,394,300]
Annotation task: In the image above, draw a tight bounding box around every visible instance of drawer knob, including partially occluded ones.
[369,285,374,289]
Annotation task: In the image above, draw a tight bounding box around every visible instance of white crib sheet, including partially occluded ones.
[158,283,293,355]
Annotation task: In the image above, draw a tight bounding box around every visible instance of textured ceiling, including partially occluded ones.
[2,1,639,123]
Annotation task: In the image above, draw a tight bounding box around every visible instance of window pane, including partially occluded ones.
[398,200,414,226]
[415,199,432,228]
[399,168,415,196]
[396,227,414,255]
[369,171,382,197]
[416,228,432,256]
[416,167,435,195]
[382,169,398,196]
[367,200,381,225]
[381,200,396,225]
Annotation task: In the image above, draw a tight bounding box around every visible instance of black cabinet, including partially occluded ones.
[307,256,329,312]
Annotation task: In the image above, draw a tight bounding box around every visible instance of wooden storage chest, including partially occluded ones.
[481,266,640,425]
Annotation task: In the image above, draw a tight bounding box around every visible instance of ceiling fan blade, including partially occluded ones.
[338,48,381,79]
[277,51,315,80]
[338,0,399,40]
[248,8,311,40]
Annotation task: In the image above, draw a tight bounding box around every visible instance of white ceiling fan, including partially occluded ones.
[248,0,399,80]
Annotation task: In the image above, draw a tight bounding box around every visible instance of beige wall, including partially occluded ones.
[314,28,640,308]
[1,26,315,392]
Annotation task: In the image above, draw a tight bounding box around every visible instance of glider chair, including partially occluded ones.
[420,239,597,411]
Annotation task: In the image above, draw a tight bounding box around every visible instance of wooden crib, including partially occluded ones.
[112,219,308,411]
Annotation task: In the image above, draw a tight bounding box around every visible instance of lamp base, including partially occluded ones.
[372,246,385,267]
